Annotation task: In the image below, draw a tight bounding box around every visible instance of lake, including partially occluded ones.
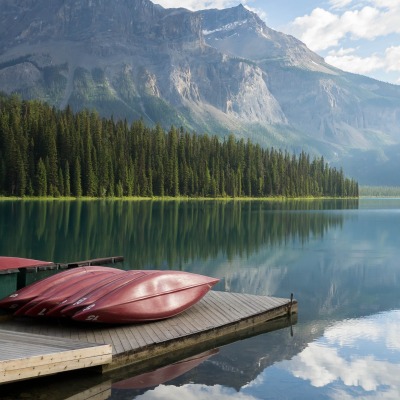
[1,198,400,399]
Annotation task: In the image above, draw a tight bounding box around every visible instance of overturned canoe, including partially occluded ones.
[49,270,150,318]
[15,269,124,317]
[72,270,220,324]
[0,266,123,311]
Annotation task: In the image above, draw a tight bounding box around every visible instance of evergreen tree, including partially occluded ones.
[73,157,82,197]
[64,161,71,197]
[35,158,47,196]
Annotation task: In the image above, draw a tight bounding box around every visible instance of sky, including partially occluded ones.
[153,0,400,85]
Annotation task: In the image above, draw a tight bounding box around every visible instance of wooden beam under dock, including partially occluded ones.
[61,256,124,269]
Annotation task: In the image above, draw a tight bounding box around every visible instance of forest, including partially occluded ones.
[0,94,359,198]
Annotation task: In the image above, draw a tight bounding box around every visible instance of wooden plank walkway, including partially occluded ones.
[61,256,124,270]
[0,291,297,383]
[0,329,112,384]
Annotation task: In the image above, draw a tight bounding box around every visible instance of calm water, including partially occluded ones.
[1,198,400,399]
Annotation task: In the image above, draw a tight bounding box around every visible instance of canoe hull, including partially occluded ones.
[58,270,150,317]
[72,271,219,324]
[0,266,122,311]
[46,272,140,318]
[17,270,123,317]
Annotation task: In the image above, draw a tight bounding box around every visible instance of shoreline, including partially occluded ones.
[0,196,360,202]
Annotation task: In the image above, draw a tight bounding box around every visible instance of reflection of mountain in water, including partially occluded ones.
[2,200,400,398]
[0,199,357,267]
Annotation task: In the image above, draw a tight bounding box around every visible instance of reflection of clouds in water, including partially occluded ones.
[223,264,288,295]
[130,313,400,399]
[284,345,398,391]
[135,384,259,400]
[279,310,400,394]
[214,244,293,295]
[324,311,400,350]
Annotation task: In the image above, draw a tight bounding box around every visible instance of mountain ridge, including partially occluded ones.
[0,0,399,184]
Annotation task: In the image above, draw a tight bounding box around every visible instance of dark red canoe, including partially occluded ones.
[72,270,219,323]
[15,269,124,317]
[0,266,122,311]
[0,256,53,271]
[48,270,149,317]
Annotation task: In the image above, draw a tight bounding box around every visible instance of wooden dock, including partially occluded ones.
[0,256,124,274]
[0,291,297,384]
[60,256,125,270]
[0,330,112,384]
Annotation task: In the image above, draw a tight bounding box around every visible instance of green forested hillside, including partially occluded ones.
[0,94,358,198]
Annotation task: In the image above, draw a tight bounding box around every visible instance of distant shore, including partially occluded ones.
[0,196,360,201]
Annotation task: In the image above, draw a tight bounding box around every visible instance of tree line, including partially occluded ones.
[0,94,359,198]
[360,186,400,197]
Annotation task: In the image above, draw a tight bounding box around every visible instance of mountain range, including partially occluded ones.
[1,0,399,185]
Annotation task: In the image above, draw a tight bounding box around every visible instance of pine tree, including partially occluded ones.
[73,157,82,197]
[64,161,71,197]
[35,158,47,196]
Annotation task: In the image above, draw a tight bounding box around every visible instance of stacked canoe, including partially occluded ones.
[0,263,219,324]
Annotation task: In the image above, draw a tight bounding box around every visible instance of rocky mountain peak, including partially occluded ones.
[0,0,400,184]
[199,4,327,70]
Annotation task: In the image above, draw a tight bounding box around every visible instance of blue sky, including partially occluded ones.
[153,0,400,85]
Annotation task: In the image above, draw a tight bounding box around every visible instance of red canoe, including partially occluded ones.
[15,269,124,317]
[48,270,150,318]
[0,256,53,271]
[0,266,122,311]
[72,270,219,323]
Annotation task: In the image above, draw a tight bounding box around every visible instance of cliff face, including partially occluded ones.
[1,0,400,184]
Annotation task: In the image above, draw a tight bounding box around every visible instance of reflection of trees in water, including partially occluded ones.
[0,200,357,268]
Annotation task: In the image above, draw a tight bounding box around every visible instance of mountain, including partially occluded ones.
[0,0,399,185]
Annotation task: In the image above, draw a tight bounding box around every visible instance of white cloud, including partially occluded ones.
[326,46,400,77]
[289,2,400,52]
[290,8,341,51]
[329,0,354,9]
[325,48,385,74]
[287,1,400,83]
[385,46,400,72]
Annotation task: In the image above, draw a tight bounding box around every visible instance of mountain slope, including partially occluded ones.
[0,0,399,184]
[198,6,400,184]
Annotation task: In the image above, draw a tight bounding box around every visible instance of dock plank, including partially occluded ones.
[0,330,112,384]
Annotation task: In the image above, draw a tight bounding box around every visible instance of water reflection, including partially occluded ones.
[2,199,400,400]
[264,310,400,398]
[133,384,258,399]
[112,350,219,392]
[0,199,358,268]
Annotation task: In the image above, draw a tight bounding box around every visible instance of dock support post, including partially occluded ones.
[288,293,294,314]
